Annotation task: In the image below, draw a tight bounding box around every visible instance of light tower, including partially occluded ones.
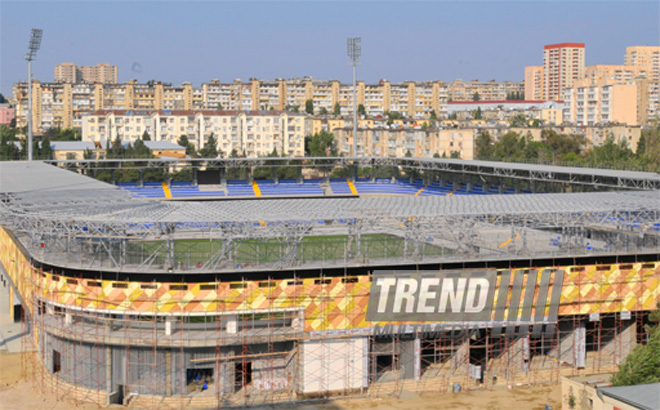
[25,28,43,161]
[347,37,361,161]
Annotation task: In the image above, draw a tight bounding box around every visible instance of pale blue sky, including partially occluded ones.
[1,1,658,95]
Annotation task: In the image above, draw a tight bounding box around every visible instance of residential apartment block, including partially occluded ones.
[12,78,450,134]
[0,104,15,125]
[82,110,309,157]
[543,43,586,101]
[524,66,544,100]
[624,46,660,82]
[54,63,118,84]
[332,126,476,159]
[562,78,646,126]
[584,65,648,83]
[448,100,564,125]
[448,79,524,102]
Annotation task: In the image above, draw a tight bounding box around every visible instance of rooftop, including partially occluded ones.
[599,382,660,410]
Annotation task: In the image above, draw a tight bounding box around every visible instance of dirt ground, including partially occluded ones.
[323,385,562,409]
[0,352,561,410]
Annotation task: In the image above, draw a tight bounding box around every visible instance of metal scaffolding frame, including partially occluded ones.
[2,183,658,275]
[42,156,660,190]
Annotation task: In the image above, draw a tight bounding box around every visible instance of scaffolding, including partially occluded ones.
[5,259,653,409]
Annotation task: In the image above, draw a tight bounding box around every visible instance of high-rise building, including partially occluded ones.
[54,63,118,84]
[584,65,647,83]
[543,43,585,101]
[624,46,660,82]
[524,66,544,100]
[562,78,647,126]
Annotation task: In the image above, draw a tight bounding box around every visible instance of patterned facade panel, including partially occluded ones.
[1,228,659,332]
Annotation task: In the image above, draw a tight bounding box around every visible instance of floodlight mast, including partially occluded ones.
[347,37,361,164]
[25,28,43,161]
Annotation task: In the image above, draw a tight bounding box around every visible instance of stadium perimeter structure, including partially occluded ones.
[1,158,659,408]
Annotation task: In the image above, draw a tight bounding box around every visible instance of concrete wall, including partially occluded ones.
[300,337,367,394]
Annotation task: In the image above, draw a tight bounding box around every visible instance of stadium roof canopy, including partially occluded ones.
[1,161,659,274]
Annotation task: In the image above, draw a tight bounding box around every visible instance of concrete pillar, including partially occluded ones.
[220,167,226,186]
[65,312,72,325]
[106,347,112,394]
[291,311,302,331]
[226,315,238,334]
[165,350,172,396]
[165,317,175,336]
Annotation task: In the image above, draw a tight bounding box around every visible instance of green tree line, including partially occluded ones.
[475,126,660,172]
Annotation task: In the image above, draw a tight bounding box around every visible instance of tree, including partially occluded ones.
[199,134,218,158]
[107,135,126,159]
[384,111,404,120]
[0,129,20,161]
[333,102,341,116]
[510,114,529,128]
[610,302,660,386]
[0,93,6,104]
[429,110,437,120]
[39,137,53,160]
[54,128,81,141]
[128,138,152,158]
[141,130,151,141]
[358,104,366,116]
[319,107,328,116]
[306,130,336,157]
[472,92,480,101]
[305,99,314,115]
[177,134,198,157]
[473,106,482,120]
[217,103,223,110]
[475,130,494,159]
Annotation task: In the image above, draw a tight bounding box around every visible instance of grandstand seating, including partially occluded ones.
[258,181,323,196]
[329,179,353,195]
[169,181,225,198]
[226,180,255,197]
[116,182,165,198]
[116,178,535,199]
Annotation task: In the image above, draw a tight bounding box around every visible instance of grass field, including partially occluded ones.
[123,234,446,268]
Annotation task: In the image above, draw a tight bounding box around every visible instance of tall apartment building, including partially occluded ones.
[82,110,309,157]
[584,65,647,83]
[543,43,585,101]
[449,80,525,101]
[624,46,660,82]
[524,66,544,100]
[562,78,646,126]
[54,63,118,84]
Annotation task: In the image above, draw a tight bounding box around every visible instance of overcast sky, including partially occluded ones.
[1,1,658,95]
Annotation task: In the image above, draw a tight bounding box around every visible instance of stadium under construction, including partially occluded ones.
[0,157,659,409]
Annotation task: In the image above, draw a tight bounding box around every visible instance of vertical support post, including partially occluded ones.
[165,350,172,396]
[27,60,33,161]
